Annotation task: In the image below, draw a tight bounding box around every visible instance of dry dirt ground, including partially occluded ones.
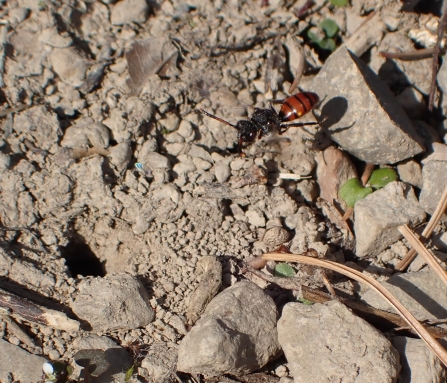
[1,0,447,382]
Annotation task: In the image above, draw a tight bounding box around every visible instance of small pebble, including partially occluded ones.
[48,349,61,360]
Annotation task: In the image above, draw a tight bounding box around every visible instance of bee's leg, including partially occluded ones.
[278,122,318,134]
[238,137,246,157]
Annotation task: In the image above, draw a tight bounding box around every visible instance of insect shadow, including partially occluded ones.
[316,96,353,134]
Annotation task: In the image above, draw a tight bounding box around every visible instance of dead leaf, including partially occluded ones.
[126,37,178,94]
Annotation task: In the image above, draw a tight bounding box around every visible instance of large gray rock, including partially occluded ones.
[71,274,154,331]
[278,301,400,383]
[310,47,424,164]
[392,337,446,383]
[177,281,281,376]
[0,339,47,383]
[419,144,447,216]
[361,268,447,321]
[73,335,133,383]
[354,181,426,257]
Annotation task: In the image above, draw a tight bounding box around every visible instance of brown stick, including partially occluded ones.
[360,163,375,186]
[396,184,447,271]
[398,225,447,285]
[379,48,437,61]
[245,265,447,339]
[0,288,80,332]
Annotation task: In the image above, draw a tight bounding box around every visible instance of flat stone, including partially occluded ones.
[139,151,170,170]
[13,106,61,151]
[397,160,422,188]
[188,144,213,162]
[361,268,447,321]
[177,281,280,376]
[110,0,149,25]
[245,209,266,227]
[39,28,72,48]
[73,335,133,383]
[214,164,231,183]
[310,47,425,164]
[392,337,446,383]
[61,119,110,149]
[50,47,87,87]
[0,339,47,383]
[70,274,155,331]
[354,181,426,257]
[278,301,400,383]
[419,159,447,217]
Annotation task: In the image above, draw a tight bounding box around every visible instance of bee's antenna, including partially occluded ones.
[198,109,238,130]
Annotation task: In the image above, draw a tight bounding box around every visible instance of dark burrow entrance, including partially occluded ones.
[60,239,105,278]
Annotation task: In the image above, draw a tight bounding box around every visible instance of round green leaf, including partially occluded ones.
[275,262,296,277]
[298,297,315,305]
[307,30,322,44]
[318,38,336,52]
[339,178,373,207]
[368,168,397,189]
[320,19,339,38]
[330,0,349,7]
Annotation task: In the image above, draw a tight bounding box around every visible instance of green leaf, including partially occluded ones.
[307,30,322,44]
[329,0,349,6]
[320,19,339,38]
[275,263,296,277]
[298,297,315,305]
[339,178,373,207]
[367,168,397,189]
[125,365,135,382]
[318,38,336,52]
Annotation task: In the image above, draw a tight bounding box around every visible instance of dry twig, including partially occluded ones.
[398,225,447,285]
[379,48,438,61]
[0,288,80,332]
[246,264,447,339]
[262,252,447,366]
[396,184,447,271]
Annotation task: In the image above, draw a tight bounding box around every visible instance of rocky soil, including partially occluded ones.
[1,0,447,382]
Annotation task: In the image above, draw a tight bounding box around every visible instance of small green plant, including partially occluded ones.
[275,262,296,277]
[329,0,349,7]
[298,297,315,305]
[125,365,135,382]
[339,178,373,208]
[339,168,398,207]
[368,168,398,189]
[307,18,339,52]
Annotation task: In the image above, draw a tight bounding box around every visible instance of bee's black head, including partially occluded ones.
[236,120,258,143]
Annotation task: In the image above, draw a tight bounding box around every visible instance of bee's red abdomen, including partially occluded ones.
[279,92,319,121]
